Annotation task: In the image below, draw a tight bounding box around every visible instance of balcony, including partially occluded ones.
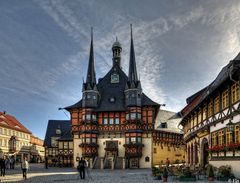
[123,143,144,148]
[79,143,99,148]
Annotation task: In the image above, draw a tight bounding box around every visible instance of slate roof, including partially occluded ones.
[155,110,183,134]
[0,112,31,134]
[65,64,159,111]
[44,120,72,147]
[180,53,240,121]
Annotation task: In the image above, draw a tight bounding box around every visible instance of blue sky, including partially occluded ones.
[0,0,240,139]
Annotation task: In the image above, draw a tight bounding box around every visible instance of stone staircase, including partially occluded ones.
[92,157,101,169]
[104,157,112,169]
[115,157,123,169]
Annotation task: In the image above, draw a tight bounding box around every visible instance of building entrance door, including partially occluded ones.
[130,158,139,168]
[201,138,209,167]
[105,141,118,157]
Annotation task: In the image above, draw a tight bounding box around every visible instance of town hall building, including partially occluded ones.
[44,26,185,169]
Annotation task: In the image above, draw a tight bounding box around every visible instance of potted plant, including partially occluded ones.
[162,167,168,182]
[207,165,214,181]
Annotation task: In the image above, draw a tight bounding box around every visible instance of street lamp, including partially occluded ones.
[226,119,234,132]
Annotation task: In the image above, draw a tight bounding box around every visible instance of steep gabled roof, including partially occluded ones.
[180,54,240,121]
[0,112,31,134]
[155,110,183,134]
[96,65,128,112]
[44,120,71,147]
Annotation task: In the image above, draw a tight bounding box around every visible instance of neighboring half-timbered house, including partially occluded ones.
[44,120,73,167]
[179,54,240,177]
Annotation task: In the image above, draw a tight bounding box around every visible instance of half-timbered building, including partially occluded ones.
[64,26,185,169]
[44,120,73,167]
[179,54,240,177]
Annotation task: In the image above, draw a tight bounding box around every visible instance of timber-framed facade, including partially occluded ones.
[180,54,240,177]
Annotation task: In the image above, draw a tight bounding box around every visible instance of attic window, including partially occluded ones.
[160,122,167,128]
[109,97,115,103]
[56,129,61,135]
[15,125,20,129]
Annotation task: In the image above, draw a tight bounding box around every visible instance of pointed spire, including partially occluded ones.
[128,24,138,83]
[86,27,96,86]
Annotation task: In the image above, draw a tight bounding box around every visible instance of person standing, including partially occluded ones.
[78,157,86,179]
[21,157,29,180]
[0,156,6,177]
[45,157,48,169]
[166,158,170,167]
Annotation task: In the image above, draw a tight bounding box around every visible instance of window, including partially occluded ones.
[85,138,90,143]
[222,89,229,109]
[69,142,73,149]
[130,137,136,143]
[92,114,96,120]
[198,110,202,124]
[153,148,157,154]
[232,82,240,103]
[212,132,217,146]
[92,138,96,143]
[51,137,59,147]
[130,113,136,120]
[125,138,129,144]
[235,125,240,143]
[103,118,108,125]
[214,96,220,114]
[109,118,114,125]
[93,95,96,100]
[137,137,142,143]
[160,122,167,128]
[218,130,224,146]
[137,113,141,119]
[59,142,63,149]
[86,114,91,120]
[226,129,232,145]
[56,129,61,135]
[63,142,68,149]
[208,101,213,117]
[126,114,129,120]
[203,106,207,120]
[194,114,197,127]
[115,118,120,124]
[87,95,91,99]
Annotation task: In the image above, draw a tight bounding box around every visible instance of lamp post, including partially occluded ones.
[226,118,235,145]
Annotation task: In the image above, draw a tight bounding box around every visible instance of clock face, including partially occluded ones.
[111,73,119,83]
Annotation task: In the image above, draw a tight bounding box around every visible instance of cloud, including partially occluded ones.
[34,1,214,108]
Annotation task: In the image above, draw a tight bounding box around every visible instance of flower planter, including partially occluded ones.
[163,177,168,182]
[208,176,214,181]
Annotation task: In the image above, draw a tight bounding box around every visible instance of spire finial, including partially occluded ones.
[91,27,93,41]
[116,36,118,42]
[130,24,133,39]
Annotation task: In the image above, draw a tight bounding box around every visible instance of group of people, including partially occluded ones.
[0,156,29,180]
[77,157,90,179]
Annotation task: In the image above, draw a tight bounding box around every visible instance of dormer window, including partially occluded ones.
[109,97,115,103]
[160,122,167,128]
[56,129,61,135]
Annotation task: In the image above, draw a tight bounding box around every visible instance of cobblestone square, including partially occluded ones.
[0,164,234,183]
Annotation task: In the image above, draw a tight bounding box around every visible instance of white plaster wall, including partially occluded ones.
[139,137,152,168]
[97,137,125,157]
[210,160,240,179]
[211,113,240,132]
[73,135,82,168]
